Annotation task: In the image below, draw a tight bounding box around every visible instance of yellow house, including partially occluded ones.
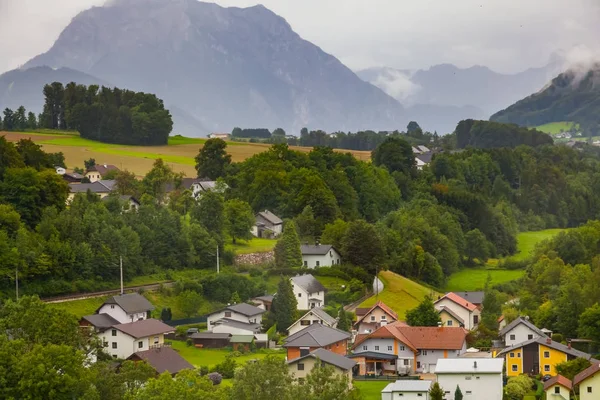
[543,374,572,399]
[287,348,356,385]
[574,363,600,400]
[498,337,595,377]
[438,306,465,328]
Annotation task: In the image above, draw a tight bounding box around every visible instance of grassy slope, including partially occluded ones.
[535,121,575,134]
[511,229,564,261]
[49,296,108,317]
[225,238,277,254]
[171,340,285,367]
[359,271,439,319]
[354,381,389,400]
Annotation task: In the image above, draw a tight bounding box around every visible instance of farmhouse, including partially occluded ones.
[283,323,351,360]
[574,363,600,400]
[301,244,342,269]
[381,380,433,400]
[97,318,174,359]
[126,346,193,375]
[434,292,480,330]
[67,181,114,202]
[85,164,119,182]
[434,358,504,400]
[287,348,355,384]
[206,303,266,330]
[353,300,398,334]
[498,316,547,347]
[94,293,154,324]
[543,374,572,399]
[287,307,337,336]
[251,210,283,238]
[290,274,326,310]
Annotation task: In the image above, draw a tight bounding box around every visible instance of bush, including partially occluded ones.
[173,278,203,295]
[249,268,263,278]
[208,372,222,385]
[186,338,193,347]
[552,333,564,343]
[199,366,209,376]
[213,354,237,378]
[499,259,528,270]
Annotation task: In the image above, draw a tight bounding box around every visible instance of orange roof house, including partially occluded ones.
[353,301,398,334]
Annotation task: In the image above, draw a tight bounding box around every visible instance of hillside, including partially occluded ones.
[491,65,600,133]
[21,0,404,135]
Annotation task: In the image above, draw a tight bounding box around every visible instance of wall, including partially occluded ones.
[356,338,416,373]
[504,323,540,347]
[86,172,102,182]
[418,348,462,374]
[539,344,567,376]
[439,310,462,328]
[302,249,342,269]
[288,356,352,384]
[291,282,325,310]
[357,308,395,333]
[288,311,333,336]
[287,339,348,360]
[98,304,148,324]
[579,372,600,400]
[98,329,164,359]
[381,390,430,400]
[545,384,570,399]
[506,348,523,377]
[212,324,256,335]
[437,373,502,400]
[434,300,472,330]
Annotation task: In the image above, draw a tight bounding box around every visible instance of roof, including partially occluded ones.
[113,319,175,339]
[69,182,113,194]
[230,335,255,343]
[416,152,433,164]
[284,324,350,348]
[98,180,117,191]
[498,337,596,361]
[353,322,467,351]
[101,195,139,204]
[438,306,465,325]
[99,293,155,314]
[574,363,600,386]
[87,164,119,175]
[253,295,274,303]
[355,308,370,317]
[348,351,398,361]
[189,332,231,340]
[498,317,547,338]
[290,274,326,294]
[288,307,337,331]
[382,380,433,393]
[418,145,431,153]
[300,244,335,256]
[213,318,261,332]
[544,374,573,391]
[128,347,193,375]
[435,292,478,312]
[219,303,266,317]
[451,291,485,305]
[287,348,356,370]
[257,210,283,225]
[81,313,120,330]
[64,172,84,179]
[435,358,504,374]
[354,301,398,328]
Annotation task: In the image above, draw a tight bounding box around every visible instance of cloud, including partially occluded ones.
[371,69,421,104]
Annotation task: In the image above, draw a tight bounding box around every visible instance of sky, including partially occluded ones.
[1,0,600,75]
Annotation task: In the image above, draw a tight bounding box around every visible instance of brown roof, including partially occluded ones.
[544,374,573,391]
[127,347,193,375]
[436,293,478,312]
[113,319,174,339]
[574,363,600,386]
[87,164,119,176]
[355,308,370,317]
[353,301,398,328]
[353,322,418,353]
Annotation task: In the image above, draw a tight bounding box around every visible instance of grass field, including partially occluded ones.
[1,130,371,176]
[359,271,439,319]
[171,340,285,367]
[511,229,564,261]
[225,238,278,254]
[48,296,108,317]
[354,381,389,400]
[535,121,576,134]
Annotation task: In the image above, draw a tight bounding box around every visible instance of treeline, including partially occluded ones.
[455,119,553,149]
[1,106,40,131]
[41,82,173,145]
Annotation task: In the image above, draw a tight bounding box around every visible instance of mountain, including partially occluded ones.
[22,0,403,136]
[490,65,600,132]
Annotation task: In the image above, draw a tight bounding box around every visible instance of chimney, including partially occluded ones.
[568,341,572,349]
[546,338,552,345]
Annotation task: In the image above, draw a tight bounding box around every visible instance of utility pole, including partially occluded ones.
[15,267,19,301]
[216,245,220,274]
[120,256,124,295]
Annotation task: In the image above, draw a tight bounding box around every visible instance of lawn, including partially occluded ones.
[535,121,576,134]
[444,269,525,292]
[512,229,565,261]
[225,238,278,254]
[171,340,286,367]
[354,380,389,400]
[48,296,108,317]
[359,271,439,319]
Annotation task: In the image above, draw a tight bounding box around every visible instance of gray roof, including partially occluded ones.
[99,293,155,314]
[69,182,112,193]
[223,303,266,317]
[101,195,139,204]
[287,348,356,371]
[382,380,433,393]
[284,323,350,348]
[253,295,274,303]
[301,244,335,256]
[451,291,485,305]
[64,172,84,179]
[128,347,193,375]
[82,313,120,330]
[189,332,231,340]
[348,351,398,360]
[416,152,433,164]
[257,210,283,225]
[290,274,326,294]
[113,319,174,339]
[497,337,597,361]
[287,307,337,331]
[214,318,261,332]
[98,180,117,190]
[498,317,547,338]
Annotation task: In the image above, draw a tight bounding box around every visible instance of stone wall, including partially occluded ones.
[234,251,274,266]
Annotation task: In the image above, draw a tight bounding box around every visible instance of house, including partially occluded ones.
[287,307,337,336]
[497,315,507,331]
[381,380,433,400]
[126,346,193,375]
[290,274,326,310]
[212,319,262,335]
[451,291,485,307]
[574,363,600,400]
[435,358,504,400]
[102,195,140,211]
[80,313,121,332]
[189,332,231,349]
[206,303,266,329]
[301,244,342,268]
[165,178,226,200]
[283,323,351,360]
[543,374,572,399]
[416,153,433,170]
[62,171,84,183]
[351,322,468,375]
[251,210,283,238]
[497,337,596,377]
[434,293,480,330]
[95,293,155,324]
[412,146,422,154]
[97,318,175,359]
[230,335,256,352]
[287,348,356,384]
[85,164,119,182]
[208,133,230,140]
[418,145,431,153]
[498,317,547,347]
[67,181,114,202]
[251,295,274,311]
[353,301,398,334]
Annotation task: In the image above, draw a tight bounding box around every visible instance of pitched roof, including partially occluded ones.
[287,348,356,370]
[290,274,326,294]
[257,210,283,225]
[87,164,119,175]
[497,337,596,361]
[127,347,193,375]
[113,319,174,339]
[81,313,120,330]
[438,306,465,325]
[98,180,117,191]
[189,332,231,340]
[416,152,433,164]
[300,244,335,256]
[230,335,255,343]
[213,318,261,332]
[574,363,600,386]
[102,194,139,204]
[99,293,155,314]
[352,322,417,353]
[451,291,485,305]
[224,303,266,317]
[544,374,573,391]
[64,172,84,179]
[435,358,503,374]
[354,301,398,327]
[435,292,477,312]
[287,307,337,331]
[348,351,398,360]
[498,317,547,338]
[355,308,370,317]
[69,182,113,193]
[382,380,433,393]
[253,295,274,303]
[283,324,350,348]
[353,322,467,351]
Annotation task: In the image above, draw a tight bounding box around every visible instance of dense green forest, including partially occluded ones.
[455,119,553,149]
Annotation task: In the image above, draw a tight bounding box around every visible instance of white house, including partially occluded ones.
[211,319,262,335]
[381,380,433,400]
[251,210,283,238]
[291,274,326,310]
[95,293,155,324]
[85,164,119,183]
[206,303,266,329]
[97,319,174,359]
[353,301,398,334]
[434,358,504,400]
[301,244,342,269]
[434,293,480,330]
[498,317,547,347]
[208,133,230,140]
[287,307,337,336]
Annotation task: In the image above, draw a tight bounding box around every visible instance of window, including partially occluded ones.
[512,365,518,372]
[297,363,304,371]
[298,293,302,297]
[466,391,472,395]
[509,352,514,357]
[510,334,516,340]
[312,320,320,324]
[465,376,472,380]
[154,336,159,345]
[544,365,550,372]
[528,334,533,340]
[448,320,453,326]
[138,341,143,349]
[422,350,427,355]
[544,351,550,358]
[375,346,379,351]
[404,359,410,366]
[416,362,421,369]
[370,316,376,321]
[555,387,560,394]
[517,353,521,358]
[329,251,333,257]
[316,261,320,267]
[225,311,232,317]
[390,359,396,365]
[400,346,405,351]
[300,349,309,356]
[301,320,310,326]
[110,305,115,309]
[363,346,367,351]
[112,342,117,349]
[388,346,393,351]
[304,261,308,267]
[112,354,117,359]
[112,329,117,337]
[381,315,386,320]
[588,387,593,393]
[473,315,479,324]
[476,376,480,380]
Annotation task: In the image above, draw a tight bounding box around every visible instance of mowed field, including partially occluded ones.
[1,130,371,176]
[535,121,576,134]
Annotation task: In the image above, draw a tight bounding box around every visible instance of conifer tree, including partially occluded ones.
[429,382,445,400]
[230,291,242,304]
[455,385,463,400]
[274,221,302,268]
[337,307,351,332]
[271,276,298,333]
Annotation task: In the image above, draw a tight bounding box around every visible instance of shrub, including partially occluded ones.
[199,366,209,376]
[186,338,193,347]
[249,268,263,278]
[208,372,222,385]
[213,354,237,378]
[552,333,564,343]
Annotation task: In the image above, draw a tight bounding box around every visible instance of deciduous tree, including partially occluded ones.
[176,290,204,318]
[195,138,232,180]
[406,296,441,327]
[231,355,293,400]
[224,199,254,244]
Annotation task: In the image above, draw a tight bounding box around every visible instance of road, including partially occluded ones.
[42,281,174,303]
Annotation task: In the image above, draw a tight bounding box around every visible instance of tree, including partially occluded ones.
[0,136,25,178]
[14,106,27,131]
[429,382,445,400]
[272,128,286,137]
[176,290,204,318]
[160,307,172,321]
[295,205,317,242]
[84,158,96,170]
[230,291,242,304]
[191,190,225,242]
[407,121,422,134]
[481,277,502,331]
[555,357,591,380]
[3,108,14,130]
[465,229,490,263]
[27,112,37,130]
[195,138,232,180]
[336,307,351,332]
[274,221,302,268]
[372,136,415,175]
[406,296,441,327]
[505,375,533,400]
[16,139,52,170]
[579,303,600,342]
[224,199,254,244]
[454,385,463,400]
[341,220,385,274]
[271,276,298,333]
[292,361,361,399]
[130,370,228,400]
[114,170,139,195]
[231,355,294,400]
[320,219,349,251]
[142,158,182,203]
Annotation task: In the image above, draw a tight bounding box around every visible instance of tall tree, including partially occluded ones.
[371,136,415,175]
[231,355,294,400]
[84,158,96,170]
[455,385,464,400]
[2,108,14,130]
[578,303,600,342]
[114,170,139,195]
[142,158,182,203]
[224,199,254,244]
[26,112,38,130]
[336,307,351,332]
[14,106,27,131]
[0,136,25,178]
[341,220,385,274]
[407,121,422,134]
[195,138,232,180]
[465,229,490,263]
[191,190,225,243]
[429,382,445,400]
[295,205,317,243]
[16,139,51,170]
[274,221,302,268]
[406,296,441,327]
[176,290,203,318]
[271,276,298,333]
[481,276,502,331]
